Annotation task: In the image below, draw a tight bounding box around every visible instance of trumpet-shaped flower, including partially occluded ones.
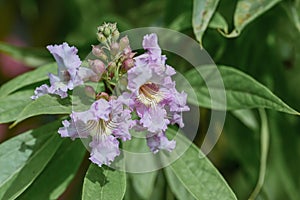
[58,97,133,166]
[124,33,189,153]
[32,43,95,99]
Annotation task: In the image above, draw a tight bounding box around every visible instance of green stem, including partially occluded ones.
[249,109,269,200]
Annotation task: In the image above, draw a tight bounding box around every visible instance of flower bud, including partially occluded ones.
[88,59,106,75]
[123,46,132,56]
[119,36,129,50]
[110,42,119,56]
[96,92,110,100]
[103,27,111,37]
[97,33,106,43]
[123,58,135,70]
[89,75,100,82]
[85,86,96,99]
[92,45,102,57]
[112,30,120,41]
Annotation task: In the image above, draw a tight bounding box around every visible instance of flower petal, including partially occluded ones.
[146,132,176,154]
[140,106,169,133]
[89,135,120,167]
[127,64,152,92]
[31,84,51,100]
[91,99,111,121]
[47,42,81,72]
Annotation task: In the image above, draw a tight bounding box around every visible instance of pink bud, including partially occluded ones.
[89,59,106,75]
[110,42,119,56]
[123,58,135,70]
[85,86,96,99]
[119,36,129,50]
[92,45,102,57]
[96,92,110,100]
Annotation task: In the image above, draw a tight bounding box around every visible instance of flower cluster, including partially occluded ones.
[31,43,95,99]
[32,23,189,167]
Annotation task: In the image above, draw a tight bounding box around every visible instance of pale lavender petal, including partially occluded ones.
[91,99,111,121]
[48,73,61,86]
[165,65,176,76]
[111,109,132,141]
[140,106,169,133]
[31,84,51,100]
[170,91,190,112]
[58,119,89,140]
[45,43,84,98]
[142,33,161,57]
[71,110,96,124]
[127,64,152,92]
[89,135,120,167]
[170,112,184,128]
[47,42,81,72]
[118,92,134,107]
[146,132,176,154]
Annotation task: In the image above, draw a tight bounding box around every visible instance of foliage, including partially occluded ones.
[1,0,300,199]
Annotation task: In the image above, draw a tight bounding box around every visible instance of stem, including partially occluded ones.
[249,109,269,200]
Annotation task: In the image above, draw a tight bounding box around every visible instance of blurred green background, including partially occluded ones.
[1,0,300,199]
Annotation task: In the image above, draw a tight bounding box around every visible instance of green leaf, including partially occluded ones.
[12,94,72,126]
[164,167,195,200]
[0,42,52,67]
[130,171,158,199]
[225,0,281,37]
[0,90,33,124]
[82,164,126,200]
[0,121,63,200]
[0,63,57,98]
[192,0,220,46]
[181,65,299,115]
[208,11,228,34]
[162,129,237,200]
[18,139,86,200]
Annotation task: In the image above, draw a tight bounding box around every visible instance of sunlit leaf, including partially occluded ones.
[18,139,86,200]
[163,129,237,200]
[0,121,62,200]
[225,0,281,37]
[180,65,299,115]
[0,63,57,98]
[82,164,126,200]
[12,94,72,126]
[164,167,195,200]
[0,90,33,124]
[130,170,158,199]
[192,0,220,46]
[208,11,228,34]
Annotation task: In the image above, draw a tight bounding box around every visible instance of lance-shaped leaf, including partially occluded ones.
[225,0,281,37]
[162,129,237,200]
[0,90,33,124]
[12,94,72,126]
[82,164,126,200]
[192,0,220,46]
[19,139,86,199]
[0,63,57,98]
[0,121,62,200]
[179,65,299,115]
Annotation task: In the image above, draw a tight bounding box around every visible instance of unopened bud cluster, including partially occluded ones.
[89,23,135,93]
